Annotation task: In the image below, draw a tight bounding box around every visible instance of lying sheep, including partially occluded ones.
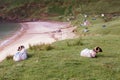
[80,46,103,58]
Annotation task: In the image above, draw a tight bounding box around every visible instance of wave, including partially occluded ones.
[0,24,26,50]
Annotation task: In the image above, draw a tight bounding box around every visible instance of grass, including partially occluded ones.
[1,35,120,80]
[0,1,120,79]
[0,16,120,80]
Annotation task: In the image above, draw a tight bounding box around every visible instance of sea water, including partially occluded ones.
[0,23,20,46]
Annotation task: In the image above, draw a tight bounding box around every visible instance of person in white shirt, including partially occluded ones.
[80,46,102,58]
[13,45,27,61]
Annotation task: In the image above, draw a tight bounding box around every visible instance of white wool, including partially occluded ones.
[80,48,96,58]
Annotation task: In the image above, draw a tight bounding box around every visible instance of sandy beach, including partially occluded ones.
[0,21,76,62]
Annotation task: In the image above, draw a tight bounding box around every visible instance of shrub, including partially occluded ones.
[66,38,84,47]
[29,43,55,51]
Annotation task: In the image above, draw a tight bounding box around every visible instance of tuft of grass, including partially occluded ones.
[66,38,84,47]
[29,43,55,51]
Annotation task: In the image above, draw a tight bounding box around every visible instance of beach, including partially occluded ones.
[0,21,76,62]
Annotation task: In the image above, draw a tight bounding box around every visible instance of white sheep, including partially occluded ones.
[80,46,103,58]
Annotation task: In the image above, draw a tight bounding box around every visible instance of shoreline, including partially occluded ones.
[0,24,27,51]
[0,21,76,62]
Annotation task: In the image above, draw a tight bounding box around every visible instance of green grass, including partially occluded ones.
[0,17,120,80]
[0,1,120,79]
[1,35,120,80]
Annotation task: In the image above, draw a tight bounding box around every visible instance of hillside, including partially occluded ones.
[0,0,120,80]
[0,17,120,80]
[0,0,120,22]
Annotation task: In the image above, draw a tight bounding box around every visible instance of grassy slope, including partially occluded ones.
[0,0,120,80]
[0,16,120,80]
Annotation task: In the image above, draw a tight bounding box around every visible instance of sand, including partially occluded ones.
[0,21,76,62]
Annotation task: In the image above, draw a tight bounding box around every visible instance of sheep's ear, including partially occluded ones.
[99,48,103,52]
[94,46,103,52]
[94,46,99,50]
[97,47,103,52]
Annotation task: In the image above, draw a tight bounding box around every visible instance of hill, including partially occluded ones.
[0,14,120,80]
[0,0,120,80]
[0,0,120,22]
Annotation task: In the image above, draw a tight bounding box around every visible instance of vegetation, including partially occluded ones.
[0,0,120,21]
[0,16,120,79]
[0,0,120,80]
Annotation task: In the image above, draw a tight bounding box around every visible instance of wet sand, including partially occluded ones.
[0,21,76,62]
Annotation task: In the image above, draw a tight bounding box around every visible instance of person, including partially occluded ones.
[80,46,103,58]
[13,45,27,61]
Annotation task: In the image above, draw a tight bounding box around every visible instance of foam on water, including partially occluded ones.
[0,23,20,47]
